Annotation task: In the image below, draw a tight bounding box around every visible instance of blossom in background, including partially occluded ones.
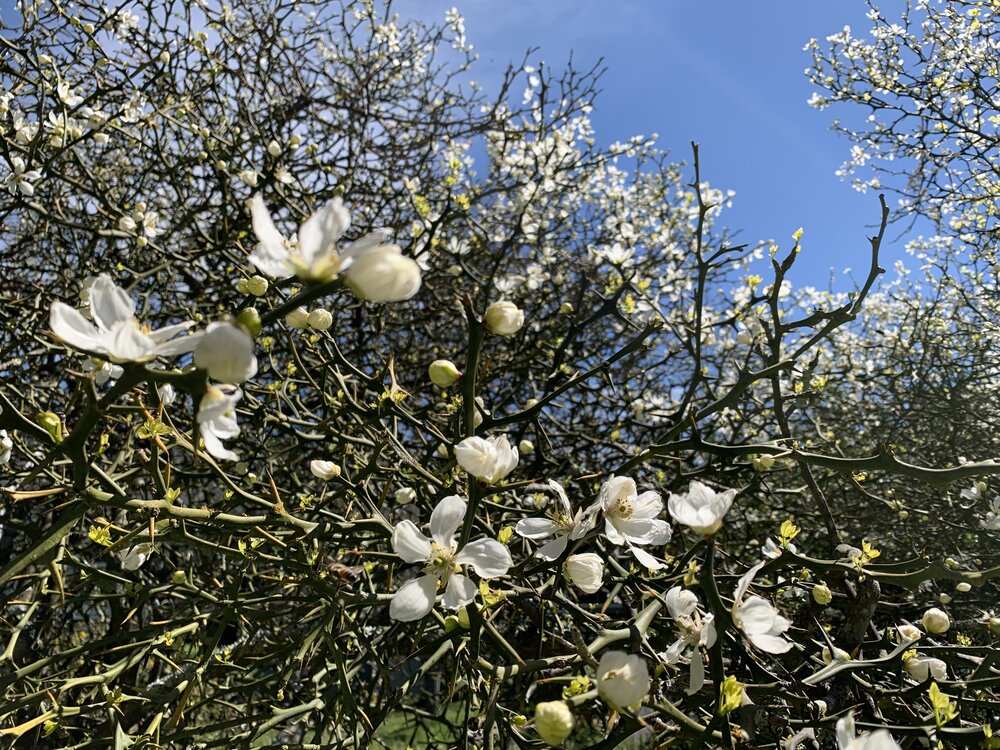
[197,385,242,461]
[563,553,604,593]
[389,495,512,621]
[119,543,153,571]
[731,561,794,653]
[835,713,901,750]
[50,274,200,363]
[310,460,340,480]
[484,300,524,335]
[595,650,650,710]
[515,480,596,560]
[0,430,12,464]
[193,321,257,383]
[4,156,41,196]
[454,434,518,483]
[660,586,717,695]
[667,480,737,536]
[592,476,671,569]
[249,195,419,302]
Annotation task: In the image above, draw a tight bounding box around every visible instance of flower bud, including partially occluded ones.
[118,215,137,233]
[238,170,258,187]
[938,593,952,605]
[921,607,950,634]
[159,50,170,64]
[194,321,258,383]
[989,617,1000,636]
[904,656,947,682]
[812,583,832,606]
[897,624,922,641]
[518,439,534,454]
[346,246,422,303]
[534,701,575,746]
[596,651,649,710]
[558,302,574,315]
[37,411,63,444]
[563,553,604,594]
[285,307,310,329]
[171,569,186,584]
[428,359,461,387]
[955,582,971,593]
[308,308,333,331]
[267,140,281,157]
[484,300,524,336]
[245,275,268,296]
[236,308,262,337]
[394,487,416,505]
[310,460,340,480]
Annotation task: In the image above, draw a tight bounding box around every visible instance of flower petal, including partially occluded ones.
[687,650,705,695]
[108,321,156,361]
[515,517,559,540]
[430,495,466,549]
[533,534,569,561]
[89,275,135,331]
[297,197,350,265]
[629,544,666,570]
[389,574,438,621]
[49,301,106,353]
[441,573,477,610]
[455,538,512,578]
[392,520,432,564]
[748,632,793,654]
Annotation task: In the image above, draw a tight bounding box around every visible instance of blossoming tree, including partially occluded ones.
[0,0,997,747]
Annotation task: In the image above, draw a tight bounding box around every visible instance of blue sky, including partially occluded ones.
[397,0,916,290]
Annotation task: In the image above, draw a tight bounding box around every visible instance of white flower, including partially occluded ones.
[50,274,200,363]
[661,586,717,695]
[238,169,259,187]
[835,713,901,750]
[897,623,922,641]
[193,321,257,383]
[534,701,575,746]
[0,430,12,464]
[921,607,950,634]
[153,385,176,409]
[731,562,794,653]
[592,476,671,569]
[454,434,518,483]
[81,358,123,385]
[763,537,797,558]
[595,651,650,710]
[4,156,41,196]
[344,245,422,302]
[429,359,462,387]
[389,495,512,621]
[667,480,737,536]
[310,460,340,480]
[484,300,524,336]
[903,655,947,682]
[563,553,604,593]
[197,385,241,461]
[516,480,596,560]
[119,543,153,571]
[248,193,395,283]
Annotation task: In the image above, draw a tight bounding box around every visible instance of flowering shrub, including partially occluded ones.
[0,0,997,748]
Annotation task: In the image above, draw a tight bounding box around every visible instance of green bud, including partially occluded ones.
[237,308,262,337]
[37,411,63,444]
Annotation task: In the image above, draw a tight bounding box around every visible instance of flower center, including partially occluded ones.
[426,541,459,578]
[613,497,634,519]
